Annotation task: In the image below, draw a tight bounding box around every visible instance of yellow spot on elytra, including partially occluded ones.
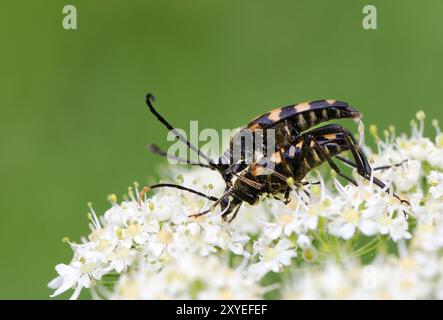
[295,102,311,112]
[323,133,337,140]
[270,152,282,163]
[268,109,282,121]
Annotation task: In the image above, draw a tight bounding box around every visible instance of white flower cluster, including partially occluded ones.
[49,112,443,299]
[110,254,263,299]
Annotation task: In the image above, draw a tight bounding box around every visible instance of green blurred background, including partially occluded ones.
[1,0,442,299]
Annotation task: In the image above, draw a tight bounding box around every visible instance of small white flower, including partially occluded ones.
[329,206,377,240]
[392,160,421,192]
[49,261,101,300]
[428,170,443,199]
[376,214,411,241]
[145,224,182,259]
[108,243,136,273]
[249,238,296,279]
[111,253,262,300]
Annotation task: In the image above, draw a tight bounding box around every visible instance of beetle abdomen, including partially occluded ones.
[247,99,361,132]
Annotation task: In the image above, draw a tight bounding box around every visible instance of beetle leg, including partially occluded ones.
[339,130,410,206]
[302,181,320,185]
[146,94,217,168]
[233,172,263,190]
[309,135,359,187]
[283,187,291,204]
[137,183,218,206]
[189,189,233,218]
[335,155,408,171]
[225,204,242,222]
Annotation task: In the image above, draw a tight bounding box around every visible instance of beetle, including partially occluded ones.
[141,94,409,221]
[216,99,362,183]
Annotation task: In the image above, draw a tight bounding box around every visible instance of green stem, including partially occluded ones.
[352,236,381,257]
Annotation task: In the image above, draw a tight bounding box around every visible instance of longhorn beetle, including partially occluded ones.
[141,94,409,221]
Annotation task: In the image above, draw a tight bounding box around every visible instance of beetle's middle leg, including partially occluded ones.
[335,155,408,171]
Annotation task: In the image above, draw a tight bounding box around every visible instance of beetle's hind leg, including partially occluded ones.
[335,155,408,171]
[309,136,359,187]
[339,130,410,206]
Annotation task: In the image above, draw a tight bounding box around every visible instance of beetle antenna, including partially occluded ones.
[138,183,218,205]
[148,144,214,169]
[146,94,218,169]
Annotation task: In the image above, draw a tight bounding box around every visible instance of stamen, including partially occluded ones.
[133,182,140,197]
[128,186,136,202]
[87,202,101,229]
[334,177,348,196]
[432,119,440,134]
[416,110,426,121]
[317,171,326,201]
[369,124,380,144]
[416,110,426,135]
[383,129,390,143]
[355,118,365,147]
[107,194,117,205]
[410,119,419,137]
[388,125,396,143]
[138,186,151,206]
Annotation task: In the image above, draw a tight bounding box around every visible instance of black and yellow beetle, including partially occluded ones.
[142,94,409,221]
